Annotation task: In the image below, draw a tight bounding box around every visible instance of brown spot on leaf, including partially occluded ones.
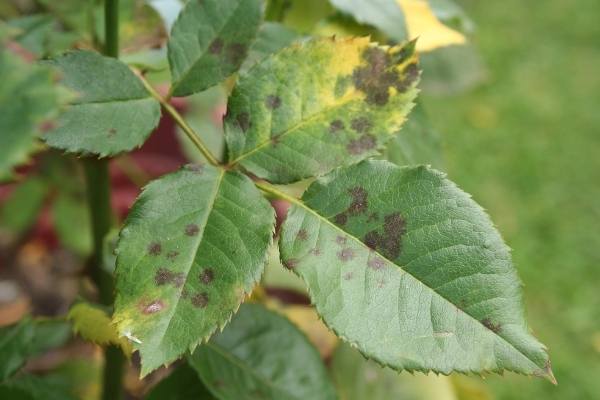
[226,43,247,65]
[200,268,214,284]
[368,256,386,270]
[283,258,298,270]
[166,250,179,260]
[155,268,185,287]
[209,38,224,54]
[347,187,368,215]
[148,242,162,256]
[297,229,308,241]
[141,300,165,315]
[107,128,117,137]
[185,163,204,174]
[336,235,347,245]
[351,117,372,133]
[329,120,344,133]
[185,224,199,236]
[347,134,377,155]
[337,247,354,262]
[236,112,250,133]
[334,213,348,225]
[395,63,420,92]
[191,293,209,308]
[482,318,502,334]
[363,212,406,259]
[265,95,281,109]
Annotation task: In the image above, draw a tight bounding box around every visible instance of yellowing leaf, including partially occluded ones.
[397,0,466,52]
[68,303,132,357]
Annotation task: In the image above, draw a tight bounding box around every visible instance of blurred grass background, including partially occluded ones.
[424,0,600,398]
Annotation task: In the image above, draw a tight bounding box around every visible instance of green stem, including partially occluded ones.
[82,1,125,399]
[138,75,220,166]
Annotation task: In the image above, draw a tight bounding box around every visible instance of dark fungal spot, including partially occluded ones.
[107,128,117,137]
[334,213,348,226]
[191,292,209,308]
[350,117,372,133]
[236,112,250,133]
[226,43,247,65]
[368,256,386,271]
[363,212,406,260]
[141,299,165,315]
[166,250,179,260]
[482,318,502,334]
[297,229,308,241]
[154,268,185,288]
[337,247,354,262]
[265,95,282,109]
[336,235,347,245]
[347,187,368,215]
[283,258,298,270]
[329,119,344,133]
[200,268,214,284]
[347,134,377,155]
[185,224,199,236]
[148,242,162,256]
[209,38,224,54]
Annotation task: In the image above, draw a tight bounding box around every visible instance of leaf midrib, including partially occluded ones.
[291,198,543,372]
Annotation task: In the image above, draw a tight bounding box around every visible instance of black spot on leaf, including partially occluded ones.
[148,242,162,256]
[482,318,502,333]
[367,256,385,270]
[347,187,368,215]
[334,213,348,226]
[337,247,354,262]
[265,95,281,109]
[351,117,372,133]
[191,293,209,308]
[336,235,347,245]
[200,268,214,284]
[363,212,406,260]
[329,119,344,133]
[226,43,247,65]
[209,38,224,54]
[155,268,185,287]
[347,134,376,155]
[297,229,308,241]
[185,224,199,236]
[107,128,117,137]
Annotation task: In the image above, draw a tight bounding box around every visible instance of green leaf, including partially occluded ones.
[240,22,300,73]
[329,0,407,41]
[0,177,49,243]
[52,190,92,256]
[146,363,216,400]
[331,343,457,400]
[225,37,419,183]
[44,50,161,157]
[167,0,263,97]
[385,102,443,168]
[188,303,336,400]
[0,50,61,182]
[113,164,275,376]
[279,160,553,380]
[0,318,35,381]
[0,374,78,400]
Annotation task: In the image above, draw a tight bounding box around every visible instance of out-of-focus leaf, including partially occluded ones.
[52,191,92,257]
[385,101,443,168]
[0,50,62,182]
[167,0,263,96]
[332,343,457,400]
[279,0,334,33]
[145,363,216,400]
[113,164,275,376]
[0,374,77,400]
[29,319,72,357]
[43,358,101,400]
[240,22,300,73]
[330,0,408,41]
[121,47,168,72]
[44,50,161,157]
[419,44,487,95]
[118,1,167,53]
[450,375,493,400]
[68,303,132,356]
[7,14,55,56]
[428,0,474,33]
[0,177,49,241]
[279,160,553,379]
[0,318,35,381]
[225,37,419,183]
[398,0,466,51]
[188,303,336,400]
[313,14,384,42]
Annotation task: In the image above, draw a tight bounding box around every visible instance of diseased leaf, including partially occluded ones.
[167,0,263,96]
[68,303,132,356]
[385,101,443,168]
[146,363,216,400]
[188,303,336,400]
[225,37,419,183]
[0,50,61,182]
[279,160,553,379]
[113,164,275,376]
[332,343,457,400]
[44,50,161,157]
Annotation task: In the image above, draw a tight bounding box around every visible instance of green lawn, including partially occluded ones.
[424,1,600,398]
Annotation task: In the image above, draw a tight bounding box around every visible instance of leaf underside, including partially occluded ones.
[225,37,420,184]
[188,303,336,400]
[44,50,161,157]
[113,164,275,376]
[168,0,263,97]
[279,160,552,380]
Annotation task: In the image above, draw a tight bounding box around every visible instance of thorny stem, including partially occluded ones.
[82,1,125,399]
[138,75,220,166]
